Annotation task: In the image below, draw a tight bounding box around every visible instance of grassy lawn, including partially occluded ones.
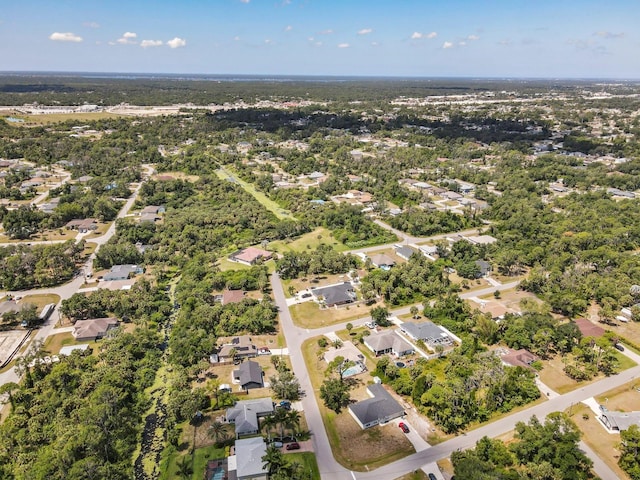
[216,166,296,221]
[396,470,429,480]
[569,403,631,480]
[290,300,374,329]
[161,445,226,480]
[152,171,200,182]
[286,452,321,480]
[20,293,60,311]
[539,352,636,394]
[268,227,349,253]
[301,337,415,471]
[216,257,252,272]
[43,332,97,355]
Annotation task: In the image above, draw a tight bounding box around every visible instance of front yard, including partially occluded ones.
[290,300,376,329]
[302,336,415,471]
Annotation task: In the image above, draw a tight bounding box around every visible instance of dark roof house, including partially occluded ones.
[348,384,405,429]
[475,260,492,277]
[233,360,264,390]
[400,321,453,347]
[311,282,356,307]
[394,245,416,261]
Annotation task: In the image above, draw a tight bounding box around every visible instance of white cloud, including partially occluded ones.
[467,34,480,41]
[595,31,624,39]
[167,37,187,49]
[49,32,83,42]
[371,41,379,46]
[442,41,454,49]
[141,39,163,48]
[319,29,333,35]
[338,43,349,48]
[284,25,293,32]
[358,28,373,35]
[234,36,241,41]
[459,41,467,46]
[264,39,273,44]
[498,39,512,46]
[117,32,137,45]
[412,31,437,40]
[240,0,250,3]
[83,21,100,28]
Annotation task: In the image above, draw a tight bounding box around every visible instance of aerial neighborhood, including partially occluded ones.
[1,74,640,480]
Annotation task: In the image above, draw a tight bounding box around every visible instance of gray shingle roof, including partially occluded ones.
[226,397,274,436]
[312,282,356,306]
[235,437,268,478]
[233,360,263,387]
[401,321,452,345]
[365,331,414,355]
[349,384,404,427]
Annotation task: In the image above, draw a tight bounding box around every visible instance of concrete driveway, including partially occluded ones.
[394,418,431,452]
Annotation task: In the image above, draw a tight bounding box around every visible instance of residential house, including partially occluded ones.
[394,245,416,261]
[311,282,356,307]
[233,437,269,480]
[400,321,454,348]
[233,360,264,391]
[220,289,246,305]
[65,218,98,233]
[467,235,498,245]
[600,411,640,432]
[229,247,273,266]
[500,349,538,369]
[323,340,363,364]
[140,205,165,215]
[442,191,463,201]
[72,317,119,341]
[348,384,405,429]
[475,260,492,277]
[574,318,605,338]
[103,264,143,282]
[226,397,274,438]
[368,253,396,270]
[419,245,439,257]
[364,331,414,357]
[214,335,258,363]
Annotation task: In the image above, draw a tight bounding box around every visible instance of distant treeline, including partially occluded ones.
[0,74,635,105]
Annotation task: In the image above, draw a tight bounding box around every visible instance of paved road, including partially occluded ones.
[0,165,153,387]
[350,224,490,255]
[270,269,639,480]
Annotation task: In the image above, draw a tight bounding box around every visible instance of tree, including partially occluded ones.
[0,382,19,410]
[208,421,229,445]
[410,305,419,319]
[370,306,391,326]
[269,370,301,401]
[345,322,353,335]
[176,456,193,480]
[326,355,355,383]
[319,377,351,413]
[262,445,287,476]
[619,424,640,479]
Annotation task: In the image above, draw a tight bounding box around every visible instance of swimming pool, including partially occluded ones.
[343,361,366,377]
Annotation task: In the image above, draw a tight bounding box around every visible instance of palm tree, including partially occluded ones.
[176,456,193,480]
[262,445,286,476]
[261,414,277,441]
[284,409,301,438]
[208,421,229,445]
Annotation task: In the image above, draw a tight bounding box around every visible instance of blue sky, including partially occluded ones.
[0,0,638,78]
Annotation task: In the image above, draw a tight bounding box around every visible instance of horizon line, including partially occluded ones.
[1,70,640,82]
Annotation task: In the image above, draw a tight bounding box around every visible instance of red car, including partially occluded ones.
[285,442,300,450]
[398,422,410,433]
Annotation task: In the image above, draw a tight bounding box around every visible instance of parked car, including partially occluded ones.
[301,293,312,299]
[258,347,271,355]
[428,474,437,480]
[285,442,300,450]
[277,400,291,410]
[270,441,283,448]
[398,422,409,433]
[365,322,377,329]
[614,343,625,351]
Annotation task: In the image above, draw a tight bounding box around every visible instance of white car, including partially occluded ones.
[365,322,377,329]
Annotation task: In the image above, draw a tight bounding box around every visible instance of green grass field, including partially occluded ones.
[215,166,296,221]
[268,227,349,253]
[286,452,321,480]
[2,112,123,125]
